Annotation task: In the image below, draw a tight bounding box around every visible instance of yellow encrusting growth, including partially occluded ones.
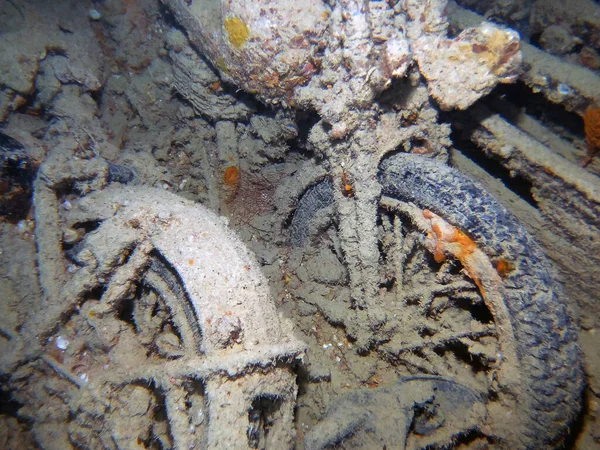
[224,16,249,49]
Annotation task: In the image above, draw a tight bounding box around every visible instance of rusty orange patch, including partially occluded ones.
[493,259,514,277]
[223,166,240,186]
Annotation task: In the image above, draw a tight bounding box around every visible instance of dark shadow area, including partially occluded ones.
[247,395,284,449]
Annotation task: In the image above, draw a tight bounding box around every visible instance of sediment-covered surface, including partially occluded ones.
[0,1,598,448]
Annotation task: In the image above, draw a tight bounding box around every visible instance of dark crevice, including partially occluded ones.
[492,82,584,138]
[83,285,106,304]
[150,381,168,421]
[418,327,436,339]
[148,251,204,353]
[0,383,22,418]
[116,243,136,267]
[529,32,542,48]
[89,87,104,108]
[466,301,494,325]
[562,388,590,450]
[69,220,102,234]
[117,295,136,329]
[0,133,37,221]
[444,107,539,208]
[58,25,74,34]
[293,110,321,148]
[157,1,180,31]
[434,341,487,373]
[450,140,539,208]
[442,79,587,210]
[379,277,395,291]
[247,395,284,449]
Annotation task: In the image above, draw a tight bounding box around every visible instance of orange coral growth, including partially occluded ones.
[429,220,477,265]
[582,104,600,167]
[449,228,477,261]
[223,166,240,186]
[340,172,354,197]
[423,210,482,291]
[429,222,448,263]
[493,259,514,277]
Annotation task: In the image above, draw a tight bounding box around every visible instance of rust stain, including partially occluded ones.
[223,166,240,186]
[493,259,514,278]
[582,105,600,167]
